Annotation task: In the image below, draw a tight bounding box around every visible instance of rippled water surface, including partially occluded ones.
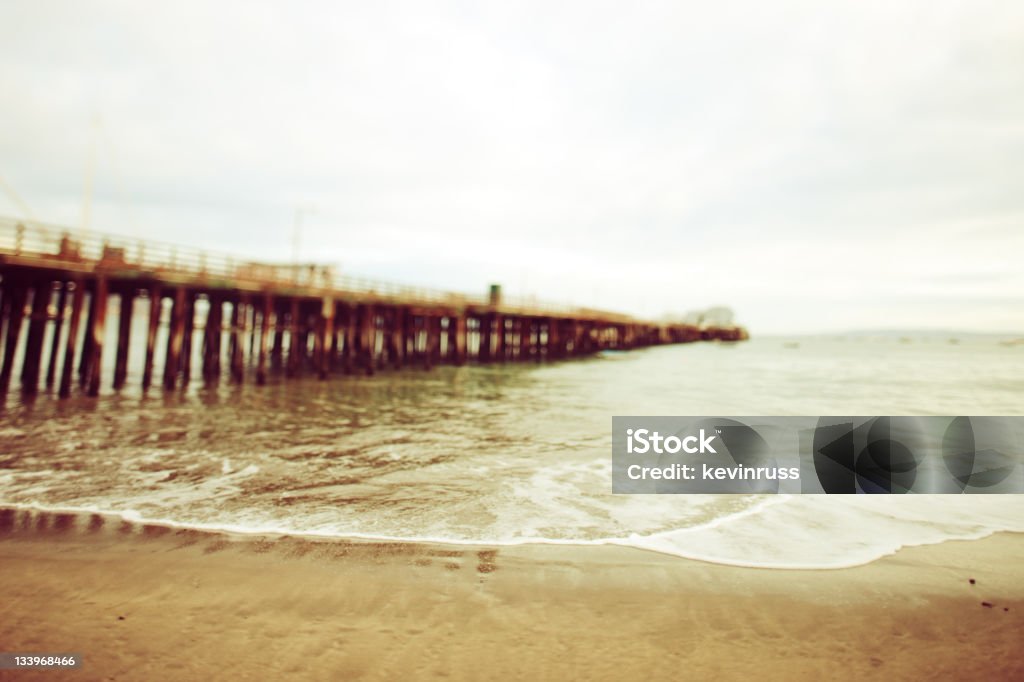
[2,335,1023,567]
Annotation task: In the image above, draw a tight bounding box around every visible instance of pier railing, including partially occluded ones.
[0,216,631,320]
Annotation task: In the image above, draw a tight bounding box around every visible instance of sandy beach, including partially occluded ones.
[0,509,1021,681]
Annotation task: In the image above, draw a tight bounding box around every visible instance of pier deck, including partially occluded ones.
[0,218,747,397]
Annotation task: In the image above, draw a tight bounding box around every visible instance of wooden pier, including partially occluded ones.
[0,218,747,398]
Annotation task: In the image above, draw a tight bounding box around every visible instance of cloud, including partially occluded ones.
[1,0,1022,332]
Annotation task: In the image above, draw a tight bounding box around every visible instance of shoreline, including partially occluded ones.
[2,509,1023,680]
[2,501,1020,572]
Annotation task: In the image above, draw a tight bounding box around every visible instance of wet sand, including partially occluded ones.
[0,509,1022,681]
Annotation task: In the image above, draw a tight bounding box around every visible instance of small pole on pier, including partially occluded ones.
[85,276,108,397]
[113,289,135,390]
[45,281,68,389]
[142,286,162,390]
[58,281,85,398]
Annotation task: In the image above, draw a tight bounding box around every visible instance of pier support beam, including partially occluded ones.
[341,305,356,374]
[203,295,223,381]
[452,314,467,365]
[58,281,85,398]
[414,316,424,369]
[287,298,301,377]
[318,296,334,380]
[270,303,284,367]
[256,294,272,385]
[403,311,416,366]
[0,283,8,367]
[510,317,521,360]
[45,282,68,389]
[418,316,429,369]
[113,290,135,390]
[78,287,97,388]
[85,277,108,397]
[0,283,27,394]
[21,281,51,394]
[359,304,375,376]
[478,314,492,363]
[583,322,594,354]
[547,318,561,360]
[180,293,196,386]
[423,315,438,370]
[163,287,186,390]
[389,307,405,369]
[230,297,247,383]
[142,286,162,390]
[489,315,501,360]
[519,318,532,361]
[407,316,417,366]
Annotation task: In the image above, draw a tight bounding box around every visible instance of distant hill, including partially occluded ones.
[838,329,1024,339]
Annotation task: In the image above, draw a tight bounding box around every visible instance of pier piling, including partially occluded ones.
[45,281,68,389]
[113,289,135,390]
[256,294,271,385]
[58,280,84,398]
[230,297,246,383]
[203,295,223,381]
[0,283,27,393]
[20,281,51,393]
[85,277,108,397]
[142,286,162,390]
[163,287,186,390]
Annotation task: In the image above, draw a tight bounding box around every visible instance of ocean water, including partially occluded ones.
[1,335,1022,569]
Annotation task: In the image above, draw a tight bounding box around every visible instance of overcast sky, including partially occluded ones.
[1,1,1022,333]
